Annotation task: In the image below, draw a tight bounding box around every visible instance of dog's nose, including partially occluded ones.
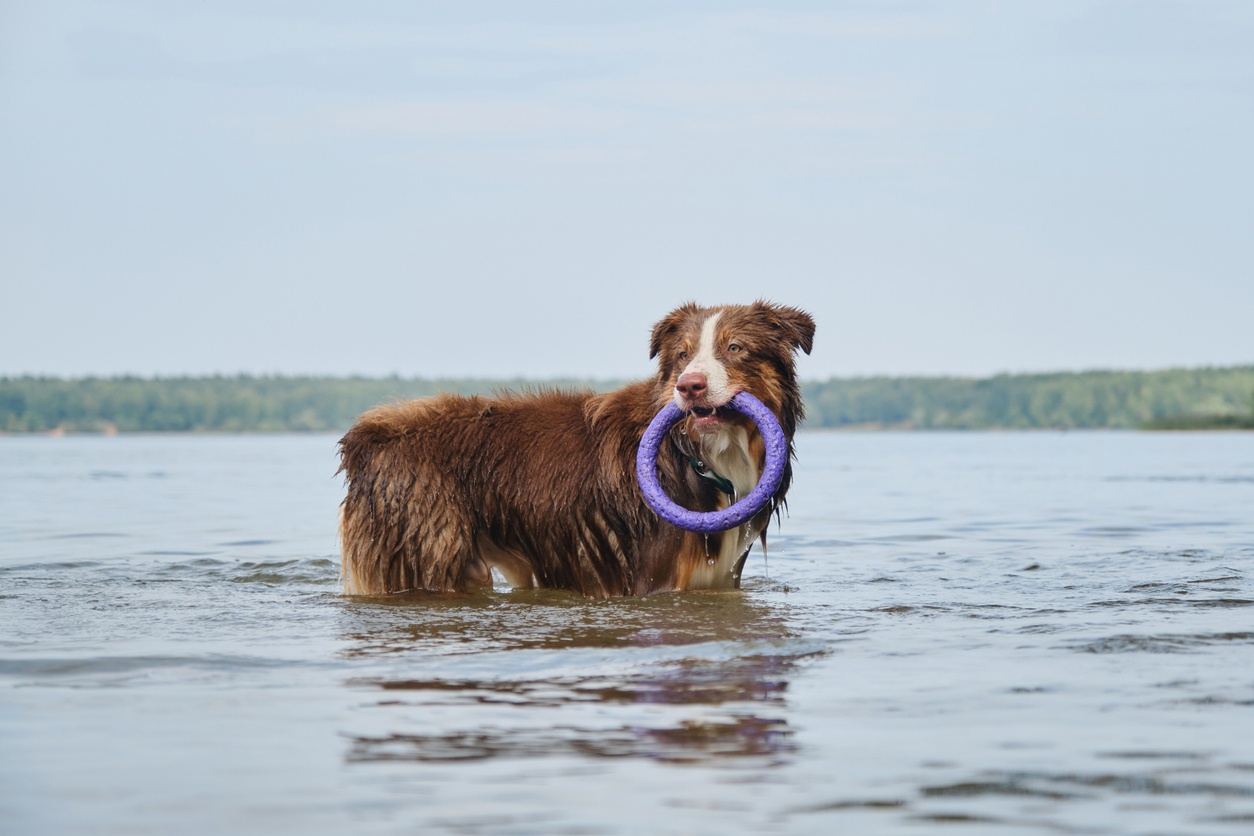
[676,372,708,401]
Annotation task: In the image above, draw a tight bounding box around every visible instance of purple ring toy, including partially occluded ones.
[635,391,788,533]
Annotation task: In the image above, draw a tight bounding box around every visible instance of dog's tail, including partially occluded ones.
[337,401,479,595]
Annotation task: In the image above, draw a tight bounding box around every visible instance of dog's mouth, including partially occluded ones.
[685,403,732,431]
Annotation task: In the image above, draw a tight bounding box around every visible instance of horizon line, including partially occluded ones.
[3,363,1254,384]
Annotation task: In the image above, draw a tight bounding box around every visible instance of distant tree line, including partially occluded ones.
[801,367,1254,430]
[0,375,614,434]
[1,368,1252,433]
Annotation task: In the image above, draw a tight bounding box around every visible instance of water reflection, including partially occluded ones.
[346,712,793,766]
[338,586,814,768]
[338,585,793,655]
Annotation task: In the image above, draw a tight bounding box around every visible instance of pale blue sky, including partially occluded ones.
[2,1,1251,380]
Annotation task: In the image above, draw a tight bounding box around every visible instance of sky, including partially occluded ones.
[1,0,1252,381]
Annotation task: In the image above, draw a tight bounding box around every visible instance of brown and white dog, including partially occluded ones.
[337,301,814,597]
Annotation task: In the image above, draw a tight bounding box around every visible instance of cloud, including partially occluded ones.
[1060,0,1254,56]
[585,80,872,108]
[324,99,625,139]
[707,11,971,41]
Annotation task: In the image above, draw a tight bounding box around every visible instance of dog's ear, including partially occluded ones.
[755,301,815,355]
[649,303,698,359]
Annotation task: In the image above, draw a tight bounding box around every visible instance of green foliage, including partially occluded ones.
[1140,414,1254,430]
[800,367,1254,429]
[0,375,615,434]
[2,368,1252,433]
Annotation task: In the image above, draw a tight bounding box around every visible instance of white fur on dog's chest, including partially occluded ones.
[686,423,760,589]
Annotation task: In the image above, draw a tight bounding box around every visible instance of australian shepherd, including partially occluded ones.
[337,301,814,597]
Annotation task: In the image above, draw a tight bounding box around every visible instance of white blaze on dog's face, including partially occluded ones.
[673,311,735,432]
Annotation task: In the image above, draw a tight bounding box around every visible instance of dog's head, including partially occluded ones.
[649,301,814,438]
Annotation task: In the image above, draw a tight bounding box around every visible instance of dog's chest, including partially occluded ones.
[686,424,761,589]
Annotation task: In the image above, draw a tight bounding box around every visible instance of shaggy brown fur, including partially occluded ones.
[337,301,814,597]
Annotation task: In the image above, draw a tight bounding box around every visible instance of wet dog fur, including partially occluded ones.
[337,301,814,597]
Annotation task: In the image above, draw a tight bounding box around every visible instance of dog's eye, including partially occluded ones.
[728,343,742,353]
[678,351,689,361]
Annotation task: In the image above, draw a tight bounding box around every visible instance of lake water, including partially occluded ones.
[2,431,1253,834]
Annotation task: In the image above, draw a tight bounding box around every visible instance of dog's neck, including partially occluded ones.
[685,422,761,589]
[696,423,759,501]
